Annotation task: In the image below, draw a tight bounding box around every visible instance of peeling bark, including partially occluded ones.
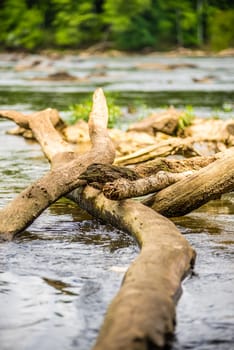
[134,154,218,177]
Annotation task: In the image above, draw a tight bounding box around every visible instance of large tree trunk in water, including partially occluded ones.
[2,88,233,349]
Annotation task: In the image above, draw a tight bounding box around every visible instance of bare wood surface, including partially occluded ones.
[0,108,61,129]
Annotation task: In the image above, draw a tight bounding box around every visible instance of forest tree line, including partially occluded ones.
[0,0,233,52]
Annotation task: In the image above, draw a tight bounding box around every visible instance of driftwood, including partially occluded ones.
[0,89,233,349]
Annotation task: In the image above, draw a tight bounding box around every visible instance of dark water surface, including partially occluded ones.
[0,53,234,350]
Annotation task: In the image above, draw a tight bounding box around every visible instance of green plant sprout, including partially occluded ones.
[178,105,195,130]
[68,97,122,128]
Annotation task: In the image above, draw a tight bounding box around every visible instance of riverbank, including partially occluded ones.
[1,47,234,60]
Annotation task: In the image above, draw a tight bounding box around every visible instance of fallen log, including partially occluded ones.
[0,88,196,350]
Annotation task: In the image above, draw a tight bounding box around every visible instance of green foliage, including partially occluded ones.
[0,0,44,50]
[209,9,234,51]
[68,97,122,128]
[0,0,233,51]
[178,105,195,130]
[51,0,101,47]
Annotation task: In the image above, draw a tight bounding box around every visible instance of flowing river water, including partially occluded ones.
[0,53,233,350]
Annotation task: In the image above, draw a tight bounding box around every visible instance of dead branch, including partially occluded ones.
[0,108,62,129]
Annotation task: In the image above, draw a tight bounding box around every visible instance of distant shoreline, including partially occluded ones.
[1,47,234,59]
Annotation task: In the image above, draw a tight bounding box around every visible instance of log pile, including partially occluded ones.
[0,89,233,349]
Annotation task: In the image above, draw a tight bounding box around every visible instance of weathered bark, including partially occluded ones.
[134,155,218,177]
[102,171,192,200]
[68,187,196,350]
[143,147,234,217]
[79,163,141,186]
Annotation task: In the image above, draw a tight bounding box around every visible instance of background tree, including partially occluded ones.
[0,0,233,51]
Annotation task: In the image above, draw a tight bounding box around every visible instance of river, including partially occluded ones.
[0,53,233,350]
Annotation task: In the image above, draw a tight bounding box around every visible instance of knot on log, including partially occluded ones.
[79,163,141,189]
